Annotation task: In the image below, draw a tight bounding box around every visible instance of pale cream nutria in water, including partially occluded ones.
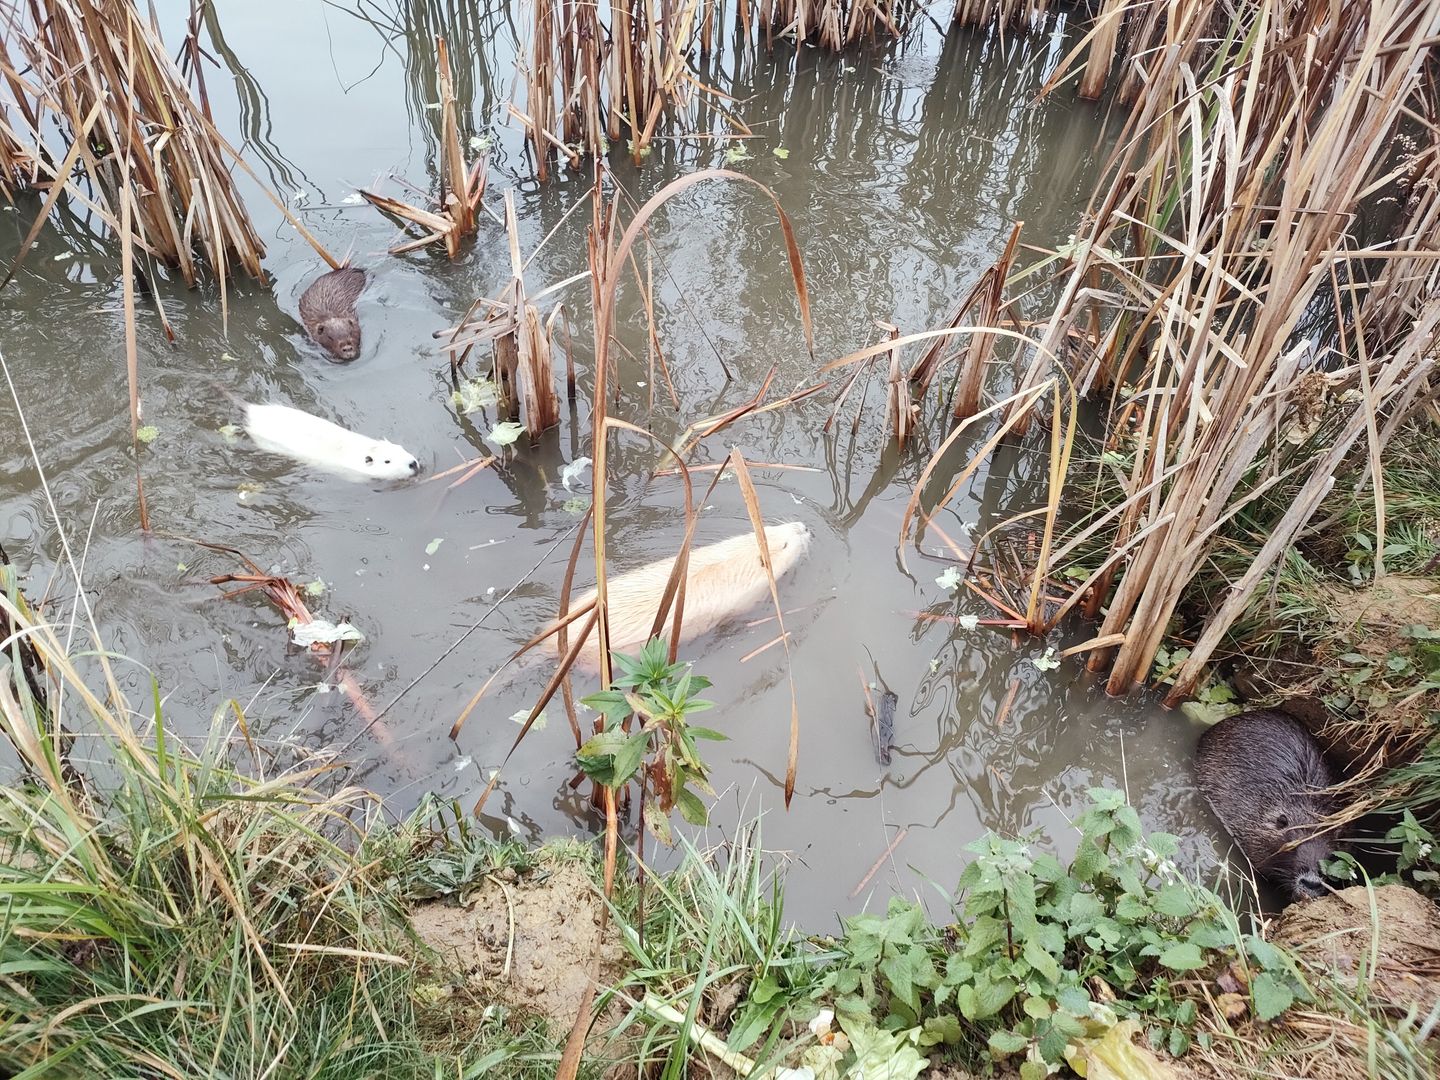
[242,402,419,482]
[1195,709,1343,902]
[299,267,366,361]
[551,521,813,672]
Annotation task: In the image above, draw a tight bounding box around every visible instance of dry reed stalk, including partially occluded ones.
[522,0,713,168]
[910,219,1023,420]
[976,0,1440,697]
[951,0,1048,31]
[0,102,30,199]
[758,0,906,49]
[362,36,486,257]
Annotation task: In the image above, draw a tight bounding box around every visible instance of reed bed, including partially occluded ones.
[517,0,930,170]
[0,0,270,293]
[904,0,1440,700]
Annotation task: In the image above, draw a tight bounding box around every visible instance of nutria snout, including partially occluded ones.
[1195,709,1343,903]
[299,267,366,362]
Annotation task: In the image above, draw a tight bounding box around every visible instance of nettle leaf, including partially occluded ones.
[975,975,1018,1018]
[987,1029,1028,1057]
[880,945,938,1014]
[1031,852,1066,883]
[1147,832,1180,858]
[1244,934,1286,971]
[1067,891,1103,925]
[1022,937,1061,984]
[1056,986,1091,1015]
[1037,1021,1071,1065]
[963,915,1007,958]
[1151,884,1199,918]
[1115,894,1150,922]
[920,1013,963,1047]
[1070,838,1109,881]
[1022,996,1053,1020]
[1251,972,1294,1021]
[943,953,975,985]
[1158,942,1206,972]
[1187,921,1231,950]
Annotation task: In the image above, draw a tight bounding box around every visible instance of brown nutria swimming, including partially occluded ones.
[1195,709,1343,902]
[549,521,813,672]
[299,267,366,361]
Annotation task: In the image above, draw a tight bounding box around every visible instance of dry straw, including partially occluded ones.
[917,0,1440,698]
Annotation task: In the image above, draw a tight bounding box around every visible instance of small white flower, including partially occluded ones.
[936,566,962,592]
[807,1008,834,1037]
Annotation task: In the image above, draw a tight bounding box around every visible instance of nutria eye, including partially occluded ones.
[365,455,374,465]
[1275,814,1289,830]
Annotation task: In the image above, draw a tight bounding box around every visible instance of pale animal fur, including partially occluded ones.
[242,402,419,482]
[551,522,812,672]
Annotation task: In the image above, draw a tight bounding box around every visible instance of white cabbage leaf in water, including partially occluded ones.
[290,618,365,647]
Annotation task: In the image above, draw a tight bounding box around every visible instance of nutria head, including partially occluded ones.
[359,439,421,481]
[313,315,362,362]
[1250,798,1342,901]
[765,522,813,577]
[1195,710,1344,904]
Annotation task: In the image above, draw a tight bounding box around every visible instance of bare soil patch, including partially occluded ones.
[1274,884,1440,1017]
[409,857,627,1040]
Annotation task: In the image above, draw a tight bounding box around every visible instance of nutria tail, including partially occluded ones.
[299,267,367,362]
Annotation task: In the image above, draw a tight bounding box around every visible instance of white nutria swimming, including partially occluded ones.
[241,402,420,482]
[549,521,813,672]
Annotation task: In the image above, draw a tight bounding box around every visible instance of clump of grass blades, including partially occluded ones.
[0,583,435,1076]
[603,822,821,1074]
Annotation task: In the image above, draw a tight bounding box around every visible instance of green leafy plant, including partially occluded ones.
[816,789,1238,1076]
[576,637,724,841]
[1327,623,1440,712]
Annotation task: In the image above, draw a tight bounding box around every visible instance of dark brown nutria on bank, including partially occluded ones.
[299,267,366,361]
[1196,709,1343,903]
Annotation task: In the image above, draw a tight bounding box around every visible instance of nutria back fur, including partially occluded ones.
[1195,709,1341,902]
[299,267,366,361]
[552,522,812,672]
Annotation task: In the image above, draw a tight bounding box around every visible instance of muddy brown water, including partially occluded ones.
[0,5,1235,925]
